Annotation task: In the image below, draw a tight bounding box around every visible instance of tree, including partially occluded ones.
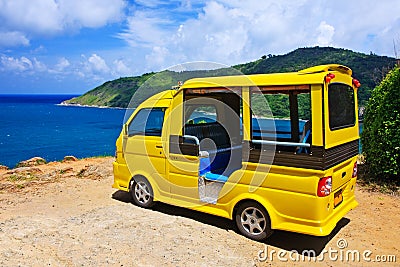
[361,66,400,183]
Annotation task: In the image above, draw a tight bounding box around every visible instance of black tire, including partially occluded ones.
[235,202,273,241]
[130,176,154,208]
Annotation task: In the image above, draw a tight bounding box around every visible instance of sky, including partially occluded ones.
[0,0,399,94]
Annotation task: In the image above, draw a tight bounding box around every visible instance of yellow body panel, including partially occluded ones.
[113,65,359,237]
[310,84,324,146]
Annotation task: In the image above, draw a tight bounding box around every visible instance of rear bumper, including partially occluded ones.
[275,195,358,236]
[272,177,358,236]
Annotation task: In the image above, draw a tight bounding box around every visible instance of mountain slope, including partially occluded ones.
[63,47,396,108]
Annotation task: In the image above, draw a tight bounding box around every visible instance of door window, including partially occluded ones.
[128,108,165,136]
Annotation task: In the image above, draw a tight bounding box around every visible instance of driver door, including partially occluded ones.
[165,91,201,204]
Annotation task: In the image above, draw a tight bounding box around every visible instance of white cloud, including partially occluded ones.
[76,53,114,83]
[0,52,130,86]
[56,57,71,70]
[1,55,33,72]
[118,0,400,71]
[118,11,171,47]
[113,59,132,77]
[0,0,62,35]
[58,0,126,28]
[55,57,71,72]
[145,46,171,69]
[316,21,335,46]
[0,31,30,47]
[87,54,110,73]
[119,0,317,67]
[32,58,47,72]
[0,55,47,73]
[0,0,126,45]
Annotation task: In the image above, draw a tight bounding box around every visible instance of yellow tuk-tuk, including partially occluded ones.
[113,64,360,241]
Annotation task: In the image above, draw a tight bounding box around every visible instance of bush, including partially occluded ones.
[361,66,400,183]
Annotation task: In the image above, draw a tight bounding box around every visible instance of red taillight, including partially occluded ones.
[317,176,332,197]
[352,162,358,178]
[325,73,335,83]
[352,78,361,88]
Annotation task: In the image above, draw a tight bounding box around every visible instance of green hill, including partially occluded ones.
[63,47,396,108]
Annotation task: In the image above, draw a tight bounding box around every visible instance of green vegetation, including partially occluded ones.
[64,47,396,109]
[361,66,400,185]
[253,93,310,119]
[8,173,37,182]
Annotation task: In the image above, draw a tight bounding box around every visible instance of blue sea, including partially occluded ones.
[0,95,125,168]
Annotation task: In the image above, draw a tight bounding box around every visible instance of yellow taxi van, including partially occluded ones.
[113,64,360,241]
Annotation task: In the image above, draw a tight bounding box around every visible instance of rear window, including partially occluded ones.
[328,83,356,130]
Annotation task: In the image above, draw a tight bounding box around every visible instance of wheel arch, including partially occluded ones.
[129,172,161,201]
[230,195,277,229]
[232,197,274,240]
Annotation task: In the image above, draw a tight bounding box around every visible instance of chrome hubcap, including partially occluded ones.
[240,207,266,235]
[134,181,151,204]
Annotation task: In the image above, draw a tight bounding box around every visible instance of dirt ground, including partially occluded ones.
[0,157,398,266]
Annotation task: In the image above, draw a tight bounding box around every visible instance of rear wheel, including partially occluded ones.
[130,176,154,208]
[235,202,273,241]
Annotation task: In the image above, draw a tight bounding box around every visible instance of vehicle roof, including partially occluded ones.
[180,64,352,89]
[145,90,175,101]
[136,90,175,108]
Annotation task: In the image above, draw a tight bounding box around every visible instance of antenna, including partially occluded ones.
[394,38,400,66]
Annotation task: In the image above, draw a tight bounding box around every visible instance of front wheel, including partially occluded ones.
[235,202,273,241]
[130,176,154,208]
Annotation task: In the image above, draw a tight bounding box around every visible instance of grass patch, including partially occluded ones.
[8,173,37,182]
[90,154,113,159]
[16,184,26,189]
[357,163,400,196]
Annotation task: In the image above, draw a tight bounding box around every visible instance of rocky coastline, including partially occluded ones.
[0,156,113,193]
[58,101,126,109]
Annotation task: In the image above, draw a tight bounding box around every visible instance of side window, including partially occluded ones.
[185,105,217,125]
[250,92,311,141]
[128,108,165,136]
[328,84,355,130]
[250,93,275,140]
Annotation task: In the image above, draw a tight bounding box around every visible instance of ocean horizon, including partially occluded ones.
[0,94,126,168]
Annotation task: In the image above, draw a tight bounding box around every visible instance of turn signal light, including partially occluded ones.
[325,73,336,83]
[317,176,332,197]
[353,78,361,88]
[352,162,358,178]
